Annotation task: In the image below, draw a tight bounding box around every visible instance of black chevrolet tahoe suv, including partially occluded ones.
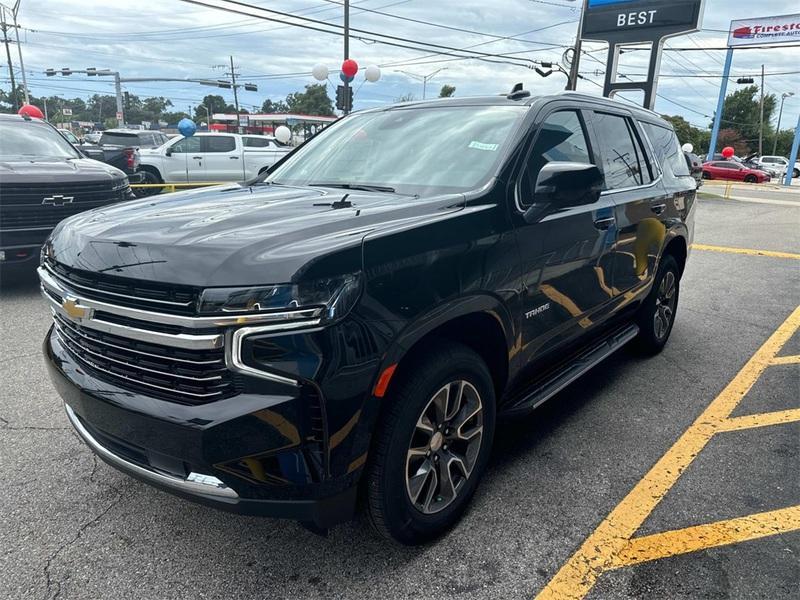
[0,114,132,268]
[40,91,695,544]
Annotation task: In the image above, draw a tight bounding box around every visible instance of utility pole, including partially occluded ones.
[567,0,586,91]
[758,64,765,156]
[42,96,47,120]
[1,6,18,111]
[343,0,350,114]
[114,72,124,127]
[10,1,28,104]
[773,92,794,155]
[228,55,241,132]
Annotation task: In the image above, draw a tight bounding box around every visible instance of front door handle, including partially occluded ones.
[229,156,240,160]
[651,203,666,215]
[192,156,202,160]
[593,216,615,230]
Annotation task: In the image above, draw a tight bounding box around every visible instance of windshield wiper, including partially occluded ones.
[309,182,396,193]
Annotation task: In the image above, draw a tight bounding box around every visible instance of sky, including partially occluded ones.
[1,0,798,130]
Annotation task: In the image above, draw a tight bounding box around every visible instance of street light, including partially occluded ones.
[773,92,795,155]
[393,67,448,99]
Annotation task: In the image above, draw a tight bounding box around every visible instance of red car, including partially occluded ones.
[702,161,770,183]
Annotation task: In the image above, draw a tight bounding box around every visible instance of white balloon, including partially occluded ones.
[364,65,381,82]
[275,125,292,144]
[681,143,694,153]
[311,64,329,81]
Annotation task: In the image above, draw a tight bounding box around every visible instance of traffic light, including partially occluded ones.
[217,80,232,89]
[335,85,353,112]
[61,68,72,76]
[45,68,56,77]
[737,77,755,84]
[244,83,258,92]
[86,67,97,76]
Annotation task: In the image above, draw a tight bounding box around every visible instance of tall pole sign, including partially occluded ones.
[708,12,800,160]
[579,0,706,109]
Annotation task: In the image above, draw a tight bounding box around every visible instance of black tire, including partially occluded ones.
[133,169,164,198]
[793,168,799,179]
[701,171,711,180]
[633,254,680,356]
[744,174,757,183]
[364,341,496,545]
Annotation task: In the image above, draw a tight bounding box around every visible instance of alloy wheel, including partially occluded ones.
[653,270,677,340]
[405,380,484,514]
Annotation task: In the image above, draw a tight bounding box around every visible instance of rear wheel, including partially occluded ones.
[702,171,711,180]
[633,254,680,356]
[364,342,495,545]
[793,168,799,179]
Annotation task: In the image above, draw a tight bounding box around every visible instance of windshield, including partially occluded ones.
[267,105,527,194]
[0,121,81,160]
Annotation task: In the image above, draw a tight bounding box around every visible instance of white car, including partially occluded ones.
[754,155,799,179]
[136,132,290,194]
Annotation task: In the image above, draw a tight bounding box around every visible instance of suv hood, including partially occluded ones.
[0,158,124,184]
[47,183,465,287]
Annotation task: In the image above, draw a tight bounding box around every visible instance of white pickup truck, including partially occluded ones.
[136,133,290,195]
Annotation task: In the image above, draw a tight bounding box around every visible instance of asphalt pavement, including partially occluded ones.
[1,195,798,600]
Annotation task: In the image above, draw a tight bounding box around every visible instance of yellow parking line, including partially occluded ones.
[611,506,800,568]
[717,408,800,433]
[771,354,800,365]
[535,306,800,600]
[691,244,800,260]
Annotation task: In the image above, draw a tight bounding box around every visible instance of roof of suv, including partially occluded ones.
[372,90,664,120]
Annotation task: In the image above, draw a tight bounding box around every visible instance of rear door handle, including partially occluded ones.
[593,216,615,230]
[192,156,202,159]
[650,203,666,215]
[230,156,240,159]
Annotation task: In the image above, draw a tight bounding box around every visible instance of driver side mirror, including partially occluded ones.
[523,162,604,224]
[165,147,173,157]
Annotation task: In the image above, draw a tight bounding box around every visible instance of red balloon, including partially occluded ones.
[18,104,45,119]
[721,146,735,159]
[341,59,359,78]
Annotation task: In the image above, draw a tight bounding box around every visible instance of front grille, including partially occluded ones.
[0,181,129,231]
[46,259,197,316]
[53,313,237,405]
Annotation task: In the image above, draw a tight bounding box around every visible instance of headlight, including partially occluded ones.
[198,273,362,326]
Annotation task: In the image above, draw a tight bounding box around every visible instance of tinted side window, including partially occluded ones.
[640,122,690,177]
[243,137,269,148]
[204,136,236,153]
[171,137,201,153]
[592,112,646,190]
[519,110,591,206]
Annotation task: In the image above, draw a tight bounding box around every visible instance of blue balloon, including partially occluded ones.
[339,72,354,83]
[177,117,197,137]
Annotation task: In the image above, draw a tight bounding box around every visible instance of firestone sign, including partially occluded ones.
[728,13,800,47]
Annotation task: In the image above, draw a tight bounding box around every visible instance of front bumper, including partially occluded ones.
[45,331,359,528]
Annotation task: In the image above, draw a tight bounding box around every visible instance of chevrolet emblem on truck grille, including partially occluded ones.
[62,296,93,321]
[42,195,74,206]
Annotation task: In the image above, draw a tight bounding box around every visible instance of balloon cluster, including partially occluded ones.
[311,60,381,84]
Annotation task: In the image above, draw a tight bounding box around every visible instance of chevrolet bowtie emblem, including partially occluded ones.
[62,296,93,321]
[42,195,74,206]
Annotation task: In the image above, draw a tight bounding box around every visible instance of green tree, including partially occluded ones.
[712,85,777,154]
[285,84,334,116]
[772,129,796,157]
[261,98,289,113]
[661,114,710,153]
[439,84,456,98]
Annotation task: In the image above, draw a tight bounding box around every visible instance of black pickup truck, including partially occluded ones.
[77,130,151,183]
[41,90,696,544]
[0,114,132,268]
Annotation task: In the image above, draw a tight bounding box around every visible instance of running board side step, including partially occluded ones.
[501,323,640,417]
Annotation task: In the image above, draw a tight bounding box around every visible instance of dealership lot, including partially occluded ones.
[1,196,798,600]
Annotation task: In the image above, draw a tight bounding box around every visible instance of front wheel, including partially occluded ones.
[744,174,757,183]
[793,168,799,179]
[633,254,680,355]
[364,342,496,545]
[133,170,164,198]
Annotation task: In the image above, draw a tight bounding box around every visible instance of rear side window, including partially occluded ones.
[640,122,690,178]
[519,110,592,206]
[592,112,647,190]
[204,136,236,153]
[99,132,139,146]
[243,137,269,148]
